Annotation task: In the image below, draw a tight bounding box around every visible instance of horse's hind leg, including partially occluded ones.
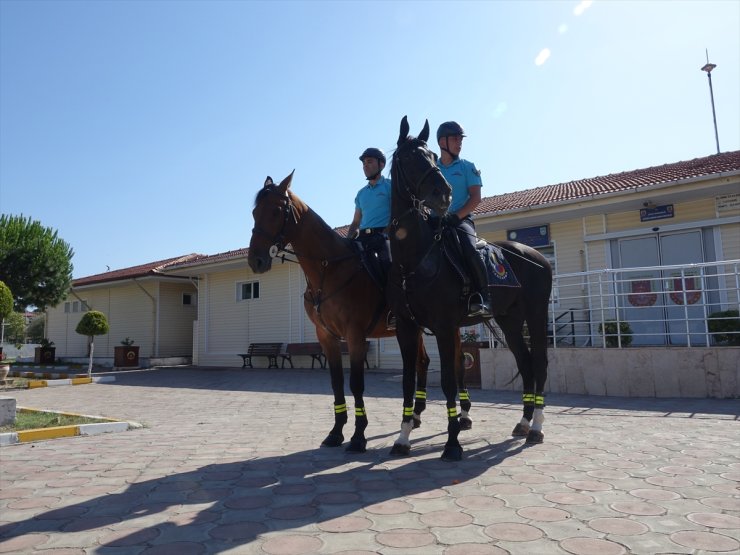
[412,336,430,429]
[525,311,549,444]
[455,332,472,431]
[497,316,535,439]
[346,338,369,453]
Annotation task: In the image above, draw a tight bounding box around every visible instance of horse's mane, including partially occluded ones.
[254,183,348,240]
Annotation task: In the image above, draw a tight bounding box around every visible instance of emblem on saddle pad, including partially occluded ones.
[489,250,508,279]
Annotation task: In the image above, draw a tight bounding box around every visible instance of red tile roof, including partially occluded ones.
[74,150,740,280]
[476,150,740,215]
[73,254,204,287]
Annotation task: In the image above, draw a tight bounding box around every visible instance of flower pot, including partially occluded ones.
[114,345,140,367]
[34,347,56,364]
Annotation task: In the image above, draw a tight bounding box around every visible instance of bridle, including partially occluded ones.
[251,186,298,259]
[391,141,447,225]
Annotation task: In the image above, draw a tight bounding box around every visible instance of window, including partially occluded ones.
[64,302,70,313]
[183,293,196,306]
[72,301,79,312]
[237,281,260,301]
[64,299,89,313]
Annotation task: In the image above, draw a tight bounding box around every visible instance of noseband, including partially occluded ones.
[252,187,298,258]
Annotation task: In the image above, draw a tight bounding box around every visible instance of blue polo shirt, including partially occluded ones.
[355,176,392,229]
[438,158,482,215]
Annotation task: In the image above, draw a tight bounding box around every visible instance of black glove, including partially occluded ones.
[443,213,460,227]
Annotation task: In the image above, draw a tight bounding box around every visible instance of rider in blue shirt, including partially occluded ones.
[437,121,492,318]
[348,147,391,258]
[348,147,394,328]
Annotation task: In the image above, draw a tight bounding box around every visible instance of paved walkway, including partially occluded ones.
[0,367,738,555]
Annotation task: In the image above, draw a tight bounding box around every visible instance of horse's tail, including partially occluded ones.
[482,319,522,386]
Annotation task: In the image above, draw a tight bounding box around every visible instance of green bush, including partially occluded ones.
[75,311,109,337]
[598,320,633,347]
[708,310,740,346]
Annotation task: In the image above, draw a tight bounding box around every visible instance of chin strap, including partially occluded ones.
[440,137,459,161]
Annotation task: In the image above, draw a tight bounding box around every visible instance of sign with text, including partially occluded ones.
[716,193,740,213]
[640,204,674,222]
[507,225,550,247]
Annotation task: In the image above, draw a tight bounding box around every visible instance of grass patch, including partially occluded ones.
[0,411,111,433]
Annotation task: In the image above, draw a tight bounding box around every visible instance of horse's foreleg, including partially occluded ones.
[412,336,430,429]
[346,353,368,453]
[321,350,347,448]
[391,324,420,457]
[439,333,462,461]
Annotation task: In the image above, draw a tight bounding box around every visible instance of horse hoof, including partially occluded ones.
[526,430,544,444]
[412,416,421,429]
[390,443,411,457]
[441,445,463,461]
[459,417,472,431]
[511,423,530,437]
[321,433,344,448]
[346,438,367,453]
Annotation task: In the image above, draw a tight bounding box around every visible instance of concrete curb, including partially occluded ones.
[0,406,142,446]
[9,370,89,379]
[27,375,116,388]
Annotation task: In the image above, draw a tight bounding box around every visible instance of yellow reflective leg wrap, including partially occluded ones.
[403,406,414,417]
[447,407,458,418]
[522,393,535,405]
[355,407,367,417]
[415,390,426,400]
[535,394,545,408]
[459,391,470,401]
[334,403,347,414]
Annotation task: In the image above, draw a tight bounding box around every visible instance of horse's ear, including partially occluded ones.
[277,170,294,194]
[264,176,274,187]
[419,120,430,143]
[398,116,410,147]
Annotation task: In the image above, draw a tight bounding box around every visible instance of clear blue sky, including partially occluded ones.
[2,0,738,279]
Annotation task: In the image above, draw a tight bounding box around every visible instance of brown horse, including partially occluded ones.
[388,117,552,461]
[247,172,430,452]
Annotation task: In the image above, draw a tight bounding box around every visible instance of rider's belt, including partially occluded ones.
[361,227,386,235]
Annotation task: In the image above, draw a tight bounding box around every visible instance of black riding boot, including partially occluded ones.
[458,226,492,318]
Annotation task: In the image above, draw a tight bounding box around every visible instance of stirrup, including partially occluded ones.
[386,312,397,331]
[467,293,492,318]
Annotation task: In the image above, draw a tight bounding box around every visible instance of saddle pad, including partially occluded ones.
[482,244,520,288]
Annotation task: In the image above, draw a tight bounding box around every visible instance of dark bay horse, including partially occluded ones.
[248,172,430,452]
[388,117,553,461]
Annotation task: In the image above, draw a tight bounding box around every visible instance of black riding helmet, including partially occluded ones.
[359,147,386,165]
[436,121,466,141]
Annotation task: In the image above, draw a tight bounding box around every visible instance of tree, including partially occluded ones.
[0,281,13,347]
[26,314,46,343]
[75,311,109,376]
[0,215,74,311]
[4,312,26,344]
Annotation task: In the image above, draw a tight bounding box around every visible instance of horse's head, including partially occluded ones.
[391,116,452,216]
[248,172,297,274]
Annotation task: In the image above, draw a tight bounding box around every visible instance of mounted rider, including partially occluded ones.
[347,147,392,266]
[436,121,492,318]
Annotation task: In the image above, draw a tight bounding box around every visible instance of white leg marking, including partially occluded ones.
[395,420,414,447]
[531,409,545,432]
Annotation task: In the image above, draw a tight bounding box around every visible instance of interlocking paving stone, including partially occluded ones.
[0,367,738,554]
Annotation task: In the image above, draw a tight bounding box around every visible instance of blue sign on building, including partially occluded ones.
[640,204,674,222]
[507,225,550,248]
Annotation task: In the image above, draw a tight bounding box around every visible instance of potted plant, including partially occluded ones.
[598,320,633,348]
[75,310,109,377]
[34,338,56,364]
[114,337,140,367]
[707,310,740,346]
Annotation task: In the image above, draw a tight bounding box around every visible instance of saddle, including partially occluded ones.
[353,240,390,291]
[441,226,520,291]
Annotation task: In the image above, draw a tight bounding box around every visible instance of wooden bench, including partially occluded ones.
[340,341,370,369]
[281,342,326,369]
[238,342,283,369]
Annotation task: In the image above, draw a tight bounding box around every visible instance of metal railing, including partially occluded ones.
[547,259,740,348]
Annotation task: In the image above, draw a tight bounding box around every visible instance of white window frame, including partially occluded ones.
[236,280,260,302]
